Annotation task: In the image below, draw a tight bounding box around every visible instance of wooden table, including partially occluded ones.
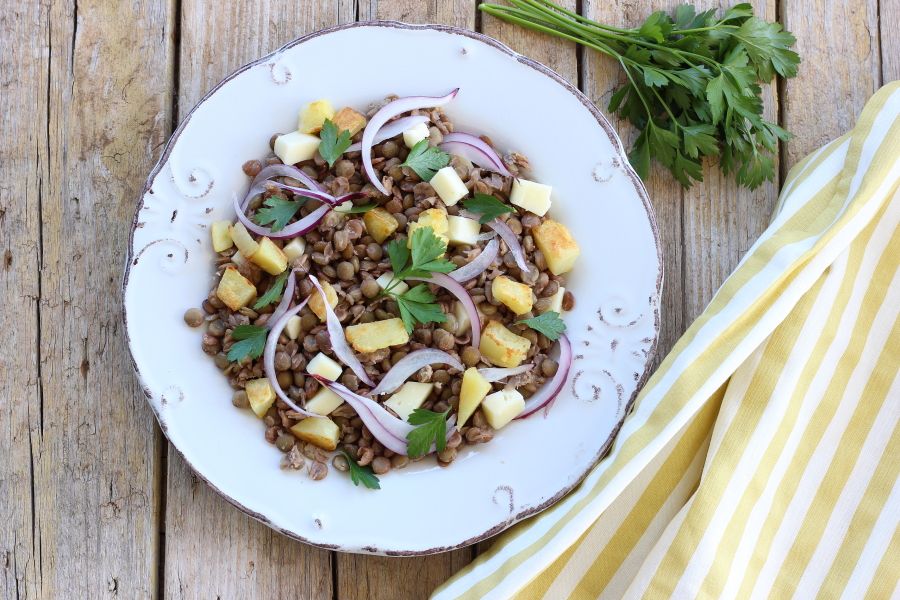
[2,0,896,598]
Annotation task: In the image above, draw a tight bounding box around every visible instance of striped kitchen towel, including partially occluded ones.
[433,81,900,599]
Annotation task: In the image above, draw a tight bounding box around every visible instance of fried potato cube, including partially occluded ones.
[299,99,335,134]
[491,275,534,315]
[407,207,449,249]
[363,207,399,244]
[216,267,257,311]
[211,220,234,252]
[290,416,340,451]
[245,378,276,418]
[249,237,287,275]
[309,280,338,321]
[533,219,580,275]
[479,321,531,368]
[345,318,409,353]
[332,107,367,137]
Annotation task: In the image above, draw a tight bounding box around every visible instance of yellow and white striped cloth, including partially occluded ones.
[434,82,900,599]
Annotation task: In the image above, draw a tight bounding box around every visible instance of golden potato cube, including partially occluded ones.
[245,378,276,418]
[290,416,340,451]
[491,276,534,315]
[407,208,449,250]
[332,107,368,137]
[458,368,491,426]
[249,237,288,275]
[363,208,399,244]
[345,318,409,353]
[309,280,338,321]
[533,219,580,275]
[299,99,335,134]
[211,221,234,252]
[479,321,531,367]
[216,267,257,311]
[230,222,259,258]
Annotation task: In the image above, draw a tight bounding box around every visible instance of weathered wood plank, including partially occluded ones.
[162,2,354,598]
[0,2,48,598]
[31,0,176,597]
[881,0,899,83]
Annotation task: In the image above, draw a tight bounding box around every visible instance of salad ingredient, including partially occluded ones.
[362,207,400,243]
[492,275,534,315]
[403,121,431,148]
[449,238,500,283]
[309,280,338,321]
[247,163,326,195]
[299,99,335,134]
[305,387,345,416]
[519,311,567,341]
[245,378,276,418]
[254,196,303,232]
[268,269,299,323]
[541,286,566,314]
[370,349,464,396]
[376,271,409,295]
[341,450,381,490]
[318,119,353,167]
[227,324,268,362]
[429,165,469,206]
[518,334,573,419]
[407,207,449,249]
[440,132,513,177]
[345,318,410,353]
[479,321,531,367]
[533,219,580,275]
[332,106,367,137]
[458,367,492,426]
[510,178,552,217]
[395,285,448,333]
[385,382,434,421]
[463,194,515,224]
[400,139,451,181]
[290,416,340,451]
[481,389,525,429]
[249,237,288,275]
[274,131,321,165]
[211,221,234,252]
[284,316,302,340]
[217,267,257,311]
[230,222,260,258]
[478,364,533,382]
[263,299,318,416]
[485,218,530,273]
[407,273,480,346]
[454,300,472,334]
[306,352,343,381]
[405,408,450,459]
[281,237,306,263]
[253,270,290,310]
[346,115,430,152]
[447,215,482,246]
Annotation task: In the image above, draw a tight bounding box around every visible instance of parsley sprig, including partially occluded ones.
[340,450,381,490]
[254,195,304,232]
[319,119,352,167]
[400,139,450,181]
[253,271,289,310]
[463,193,515,224]
[519,311,566,341]
[479,1,800,189]
[227,324,268,362]
[406,408,451,459]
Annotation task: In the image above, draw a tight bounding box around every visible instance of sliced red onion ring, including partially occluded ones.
[487,218,531,273]
[269,269,298,325]
[478,364,533,383]
[233,192,331,239]
[407,272,481,349]
[441,132,512,177]
[264,297,315,417]
[308,275,375,387]
[361,89,459,195]
[449,238,500,283]
[516,334,572,419]
[346,115,430,153]
[475,231,498,242]
[370,349,465,396]
[250,163,325,195]
[262,181,337,205]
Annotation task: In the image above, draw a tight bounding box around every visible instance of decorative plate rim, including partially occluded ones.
[122,20,663,555]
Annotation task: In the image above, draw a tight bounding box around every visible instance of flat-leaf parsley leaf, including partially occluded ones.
[406,408,450,459]
[518,311,566,341]
[318,119,352,167]
[253,195,303,232]
[227,324,268,362]
[400,139,450,181]
[463,193,515,224]
[340,450,381,490]
[253,271,290,310]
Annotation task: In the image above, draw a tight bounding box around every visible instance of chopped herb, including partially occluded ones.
[253,195,303,232]
[396,284,447,333]
[253,271,290,310]
[400,139,450,181]
[338,203,377,214]
[227,324,268,362]
[340,450,381,490]
[463,193,515,224]
[518,311,567,341]
[406,408,451,459]
[318,119,352,167]
[406,227,457,277]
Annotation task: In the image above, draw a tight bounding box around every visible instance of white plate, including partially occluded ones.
[124,22,662,555]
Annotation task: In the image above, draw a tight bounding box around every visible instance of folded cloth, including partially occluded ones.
[434,82,900,600]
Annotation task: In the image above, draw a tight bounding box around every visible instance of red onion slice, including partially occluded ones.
[269,269,298,325]
[264,297,315,417]
[516,334,572,419]
[262,181,337,205]
[250,163,326,195]
[407,272,481,349]
[346,115,430,153]
[361,89,459,195]
[441,132,512,177]
[233,192,331,239]
[308,275,375,387]
[478,364,533,383]
[370,349,465,396]
[449,238,500,283]
[487,218,531,273]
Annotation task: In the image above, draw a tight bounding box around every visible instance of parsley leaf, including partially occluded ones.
[387,237,411,274]
[518,311,567,341]
[253,195,303,232]
[340,450,381,490]
[253,271,289,310]
[406,227,456,277]
[396,285,448,333]
[227,325,268,362]
[400,139,450,181]
[318,119,352,167]
[406,408,450,459]
[463,194,515,224]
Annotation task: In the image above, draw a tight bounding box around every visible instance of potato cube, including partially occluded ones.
[299,99,335,134]
[211,221,234,252]
[481,389,525,429]
[282,238,306,263]
[363,208,399,244]
[345,318,409,353]
[376,271,408,296]
[458,368,492,426]
[306,352,342,381]
[491,276,534,315]
[403,122,431,149]
[304,386,344,416]
[250,237,288,275]
[479,321,531,367]
[510,178,552,217]
[216,267,257,311]
[285,315,303,340]
[274,131,321,165]
[407,208,449,249]
[454,300,471,334]
[290,416,340,451]
[309,280,338,321]
[447,215,481,246]
[385,382,433,421]
[230,222,259,258]
[533,219,580,275]
[332,107,367,137]
[429,166,469,206]
[245,378,276,418]
[542,286,565,314]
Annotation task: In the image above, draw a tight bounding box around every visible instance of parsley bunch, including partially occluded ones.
[479,1,800,188]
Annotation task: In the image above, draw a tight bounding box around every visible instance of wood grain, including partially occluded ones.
[881,0,899,83]
[161,2,355,599]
